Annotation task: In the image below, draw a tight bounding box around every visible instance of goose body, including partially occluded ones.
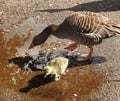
[29,12,120,60]
[55,12,120,47]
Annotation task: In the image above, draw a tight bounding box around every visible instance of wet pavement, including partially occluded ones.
[0,0,120,101]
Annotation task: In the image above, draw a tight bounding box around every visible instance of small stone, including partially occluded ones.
[12,25,18,29]
[15,69,20,74]
[53,47,57,50]
[73,93,77,97]
[12,76,16,84]
[47,48,51,51]
[66,69,69,73]
[0,12,3,15]
[49,3,53,7]
[8,63,13,67]
[36,15,41,20]
[68,41,72,44]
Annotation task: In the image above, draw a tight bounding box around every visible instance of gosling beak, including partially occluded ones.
[44,73,49,78]
[28,42,36,49]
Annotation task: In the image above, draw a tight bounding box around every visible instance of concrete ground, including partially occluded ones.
[0,0,120,101]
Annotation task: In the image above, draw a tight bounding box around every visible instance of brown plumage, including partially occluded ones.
[29,12,120,60]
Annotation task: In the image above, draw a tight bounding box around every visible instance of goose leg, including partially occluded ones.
[64,43,78,51]
[77,47,93,61]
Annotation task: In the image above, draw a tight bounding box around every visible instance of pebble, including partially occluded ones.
[0,12,3,15]
[73,93,77,97]
[48,3,53,7]
[8,63,13,67]
[12,76,16,84]
[53,47,57,50]
[68,41,72,44]
[15,69,20,74]
[36,15,41,20]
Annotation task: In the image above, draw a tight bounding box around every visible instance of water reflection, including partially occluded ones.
[8,51,106,71]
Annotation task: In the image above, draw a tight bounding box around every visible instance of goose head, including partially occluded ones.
[28,24,58,49]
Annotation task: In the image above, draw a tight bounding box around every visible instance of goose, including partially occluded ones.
[29,11,120,61]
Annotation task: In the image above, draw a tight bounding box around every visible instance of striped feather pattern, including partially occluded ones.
[58,12,120,47]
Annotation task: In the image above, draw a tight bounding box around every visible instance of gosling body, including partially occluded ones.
[44,56,69,80]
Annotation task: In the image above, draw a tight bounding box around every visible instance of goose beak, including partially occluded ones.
[28,42,36,49]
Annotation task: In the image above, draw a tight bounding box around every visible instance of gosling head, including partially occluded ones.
[44,66,52,78]
[28,24,58,49]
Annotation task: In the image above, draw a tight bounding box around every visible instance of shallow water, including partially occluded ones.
[0,20,105,100]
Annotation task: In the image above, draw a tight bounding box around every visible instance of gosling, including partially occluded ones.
[44,56,69,80]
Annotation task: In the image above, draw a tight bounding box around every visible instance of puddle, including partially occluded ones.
[25,66,104,101]
[0,12,105,101]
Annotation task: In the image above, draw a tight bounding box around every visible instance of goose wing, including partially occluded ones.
[64,12,120,46]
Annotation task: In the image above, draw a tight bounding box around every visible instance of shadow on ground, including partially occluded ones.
[8,51,106,93]
[8,51,106,70]
[19,74,54,93]
[39,0,120,13]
